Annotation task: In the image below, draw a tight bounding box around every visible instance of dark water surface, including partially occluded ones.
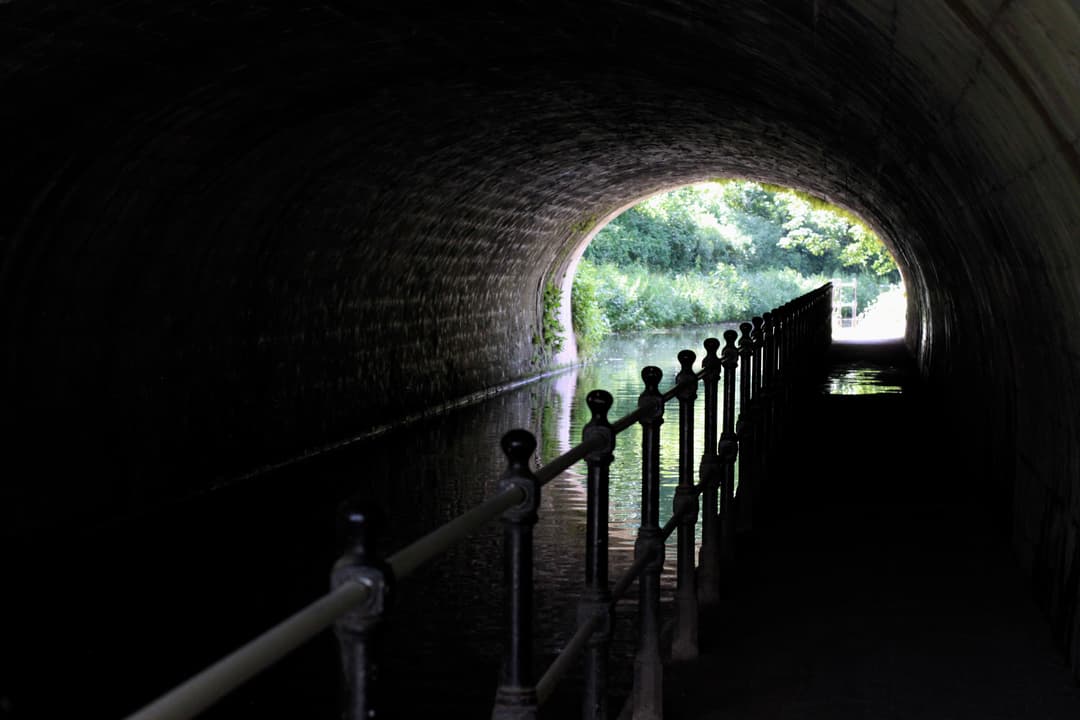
[1,325,740,720]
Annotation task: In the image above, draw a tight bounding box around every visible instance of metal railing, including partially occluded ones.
[124,283,833,720]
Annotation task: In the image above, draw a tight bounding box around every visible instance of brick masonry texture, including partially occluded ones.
[1,0,1078,676]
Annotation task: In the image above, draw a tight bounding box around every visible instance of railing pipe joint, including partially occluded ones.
[634,528,666,576]
[332,502,394,720]
[717,437,738,465]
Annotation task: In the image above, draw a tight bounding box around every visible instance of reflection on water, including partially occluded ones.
[133,325,748,718]
[7,325,759,719]
[825,366,904,395]
[201,328,910,716]
[539,326,743,548]
[363,324,743,715]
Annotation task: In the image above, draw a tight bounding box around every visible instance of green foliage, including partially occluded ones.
[570,259,611,358]
[572,261,832,334]
[533,280,565,364]
[743,267,825,316]
[569,179,902,344]
[584,179,899,282]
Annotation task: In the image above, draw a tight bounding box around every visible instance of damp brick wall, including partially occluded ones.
[0,0,1078,677]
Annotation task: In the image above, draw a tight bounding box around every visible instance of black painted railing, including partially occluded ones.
[124,284,832,720]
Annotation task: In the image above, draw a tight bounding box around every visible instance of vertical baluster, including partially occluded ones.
[633,366,664,720]
[582,391,615,720]
[799,297,807,371]
[492,430,542,720]
[799,299,807,375]
[792,301,800,370]
[760,311,775,492]
[786,301,795,376]
[672,350,699,661]
[735,322,755,532]
[751,316,764,401]
[697,338,722,606]
[793,300,803,381]
[761,311,774,392]
[786,302,795,383]
[774,304,789,442]
[826,282,834,346]
[773,305,785,390]
[801,292,808,359]
[718,330,739,567]
[784,302,794,395]
[827,284,835,348]
[750,316,765,519]
[799,298,808,371]
[332,502,391,720]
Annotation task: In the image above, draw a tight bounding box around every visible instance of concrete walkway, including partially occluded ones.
[663,339,1080,719]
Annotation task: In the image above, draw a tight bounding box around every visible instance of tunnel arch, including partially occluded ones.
[1,0,1078,677]
[551,176,913,364]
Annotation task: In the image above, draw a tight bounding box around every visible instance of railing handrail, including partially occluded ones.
[124,282,834,720]
[124,582,372,720]
[124,484,528,720]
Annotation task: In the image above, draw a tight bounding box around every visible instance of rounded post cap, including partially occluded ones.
[677,349,697,373]
[723,329,738,345]
[739,321,753,334]
[337,499,384,554]
[586,389,614,419]
[501,429,537,464]
[641,365,663,390]
[703,337,720,355]
[752,316,763,328]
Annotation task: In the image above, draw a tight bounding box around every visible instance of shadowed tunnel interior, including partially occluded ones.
[2,0,1079,706]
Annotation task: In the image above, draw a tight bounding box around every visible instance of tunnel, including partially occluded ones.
[2,0,1078,698]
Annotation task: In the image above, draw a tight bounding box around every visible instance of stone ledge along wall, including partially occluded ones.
[0,0,1077,677]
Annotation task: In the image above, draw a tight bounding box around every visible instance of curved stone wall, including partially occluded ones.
[1,0,1077,673]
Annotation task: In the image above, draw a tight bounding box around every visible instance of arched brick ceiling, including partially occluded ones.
[1,4,1077,655]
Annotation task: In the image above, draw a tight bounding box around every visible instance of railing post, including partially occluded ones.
[759,311,775,496]
[697,338,722,606]
[735,322,755,532]
[749,317,765,513]
[332,502,392,720]
[718,330,739,567]
[826,282,834,346]
[672,350,699,661]
[633,366,665,720]
[773,304,785,390]
[582,390,615,720]
[492,430,542,720]
[774,304,789,444]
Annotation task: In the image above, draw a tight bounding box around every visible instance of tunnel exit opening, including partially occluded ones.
[555,179,906,366]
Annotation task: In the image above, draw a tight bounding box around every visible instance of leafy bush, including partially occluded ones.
[744,267,825,316]
[585,179,900,282]
[532,281,564,364]
[570,260,611,358]
[573,262,754,335]
[569,180,902,347]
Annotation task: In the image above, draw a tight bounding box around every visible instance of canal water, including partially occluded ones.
[337,323,744,718]
[1,324,742,720]
[217,323,742,718]
[5,325,913,719]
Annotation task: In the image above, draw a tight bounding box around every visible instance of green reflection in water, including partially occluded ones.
[825,367,903,395]
[538,325,744,550]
